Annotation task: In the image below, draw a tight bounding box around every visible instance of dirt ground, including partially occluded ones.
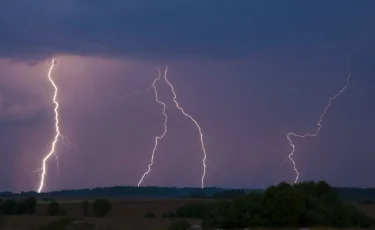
[1,198,210,229]
[1,216,200,230]
[35,198,213,218]
[356,203,375,219]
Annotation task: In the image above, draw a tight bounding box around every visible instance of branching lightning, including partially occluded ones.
[163,66,208,189]
[137,68,168,186]
[36,58,77,193]
[284,53,355,184]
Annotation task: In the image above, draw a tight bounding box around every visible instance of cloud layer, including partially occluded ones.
[0,0,374,61]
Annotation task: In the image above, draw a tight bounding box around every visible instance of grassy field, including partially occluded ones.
[357,203,375,219]
[1,199,375,230]
[35,198,214,218]
[1,198,211,229]
[1,216,201,230]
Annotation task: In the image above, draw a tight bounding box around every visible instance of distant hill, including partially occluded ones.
[0,186,257,199]
[335,187,375,202]
[0,186,374,202]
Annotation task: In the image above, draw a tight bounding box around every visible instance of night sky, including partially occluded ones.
[0,0,375,192]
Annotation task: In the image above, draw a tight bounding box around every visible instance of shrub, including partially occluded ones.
[81,200,89,217]
[47,201,60,216]
[92,199,111,217]
[17,202,27,215]
[0,199,18,215]
[58,208,67,216]
[24,197,37,214]
[145,212,156,218]
[201,181,375,229]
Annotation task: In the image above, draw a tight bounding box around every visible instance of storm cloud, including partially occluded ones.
[0,0,374,61]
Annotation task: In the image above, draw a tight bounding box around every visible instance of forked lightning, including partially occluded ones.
[285,52,355,183]
[36,58,77,193]
[137,68,168,186]
[163,66,208,189]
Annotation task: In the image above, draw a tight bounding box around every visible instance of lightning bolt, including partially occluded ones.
[36,58,77,193]
[284,52,355,184]
[163,66,208,189]
[137,68,168,186]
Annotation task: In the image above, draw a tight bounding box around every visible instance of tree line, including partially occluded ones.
[164,181,375,229]
[1,186,374,202]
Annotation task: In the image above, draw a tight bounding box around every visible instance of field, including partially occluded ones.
[36,198,214,218]
[1,198,211,229]
[1,198,375,230]
[357,203,375,219]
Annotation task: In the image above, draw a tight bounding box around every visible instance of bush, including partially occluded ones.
[58,208,67,216]
[201,181,375,229]
[92,199,111,217]
[168,220,191,230]
[17,202,27,215]
[47,201,60,216]
[81,200,89,217]
[145,212,156,218]
[24,197,37,214]
[0,199,18,215]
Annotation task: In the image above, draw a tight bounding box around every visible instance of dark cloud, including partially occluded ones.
[0,0,374,61]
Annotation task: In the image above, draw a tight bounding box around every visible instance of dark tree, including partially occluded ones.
[92,199,111,217]
[58,208,67,216]
[17,202,27,215]
[201,181,375,229]
[0,199,18,215]
[47,201,60,216]
[24,197,37,214]
[81,200,89,217]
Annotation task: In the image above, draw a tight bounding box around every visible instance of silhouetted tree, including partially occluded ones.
[47,201,60,216]
[0,199,18,215]
[201,181,375,229]
[81,200,89,217]
[92,199,111,217]
[17,202,27,215]
[58,208,67,216]
[24,197,37,214]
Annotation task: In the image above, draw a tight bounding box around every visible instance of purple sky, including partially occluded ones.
[0,0,375,192]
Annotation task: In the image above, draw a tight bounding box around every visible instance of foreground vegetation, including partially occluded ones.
[167,181,375,229]
[1,181,375,229]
